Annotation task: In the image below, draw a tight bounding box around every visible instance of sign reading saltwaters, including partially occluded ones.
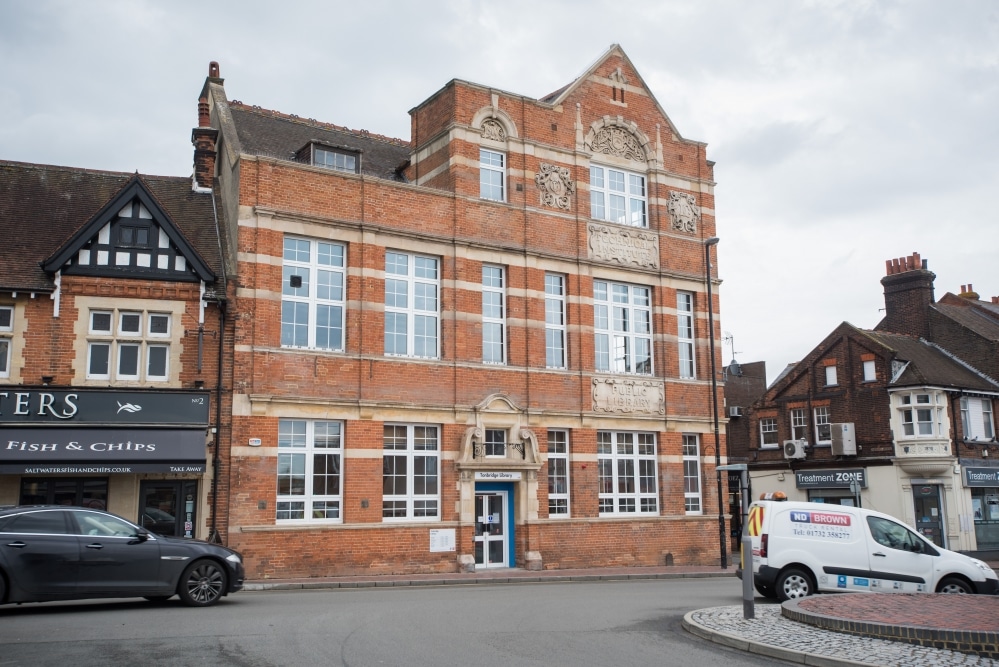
[788,510,853,540]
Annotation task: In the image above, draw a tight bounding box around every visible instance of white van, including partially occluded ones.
[742,494,999,601]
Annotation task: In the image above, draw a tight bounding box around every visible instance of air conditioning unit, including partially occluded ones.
[783,440,807,460]
[831,423,857,456]
[729,406,743,418]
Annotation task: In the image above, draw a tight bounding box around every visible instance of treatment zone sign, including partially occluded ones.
[795,468,867,489]
[788,509,854,541]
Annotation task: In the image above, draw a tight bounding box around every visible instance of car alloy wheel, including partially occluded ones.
[178,559,227,607]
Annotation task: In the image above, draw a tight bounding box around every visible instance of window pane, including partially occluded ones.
[118,344,139,376]
[147,345,168,378]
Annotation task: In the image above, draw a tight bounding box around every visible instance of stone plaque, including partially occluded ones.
[587,223,659,268]
[592,378,665,415]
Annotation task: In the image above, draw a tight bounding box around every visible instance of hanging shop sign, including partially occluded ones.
[0,390,210,425]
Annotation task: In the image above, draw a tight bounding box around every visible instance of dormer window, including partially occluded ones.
[312,146,358,174]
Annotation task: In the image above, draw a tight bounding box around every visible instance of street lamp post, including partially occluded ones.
[704,236,726,568]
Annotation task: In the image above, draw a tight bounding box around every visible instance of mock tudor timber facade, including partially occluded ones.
[198,45,727,578]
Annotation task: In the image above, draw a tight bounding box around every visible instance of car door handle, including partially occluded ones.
[85,543,105,550]
[6,541,27,548]
[873,552,887,557]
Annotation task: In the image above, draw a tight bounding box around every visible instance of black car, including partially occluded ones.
[0,505,244,607]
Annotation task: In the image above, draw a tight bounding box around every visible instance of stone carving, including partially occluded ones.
[535,163,575,210]
[588,223,659,269]
[590,126,645,162]
[592,378,665,415]
[481,118,507,142]
[667,191,700,233]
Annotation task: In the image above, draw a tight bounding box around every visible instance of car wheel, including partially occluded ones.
[776,568,814,601]
[937,576,972,594]
[144,595,172,603]
[754,582,777,599]
[178,559,227,607]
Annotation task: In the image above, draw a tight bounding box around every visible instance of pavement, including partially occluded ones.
[246,562,999,666]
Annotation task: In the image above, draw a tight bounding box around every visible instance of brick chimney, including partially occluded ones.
[191,62,221,189]
[879,252,935,337]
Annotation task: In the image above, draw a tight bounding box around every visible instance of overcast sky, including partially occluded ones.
[2,1,997,385]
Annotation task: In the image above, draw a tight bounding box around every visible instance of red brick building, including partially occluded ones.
[739,254,999,555]
[0,161,230,539]
[198,45,728,578]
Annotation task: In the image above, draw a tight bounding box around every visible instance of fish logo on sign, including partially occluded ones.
[747,506,764,536]
[117,401,143,414]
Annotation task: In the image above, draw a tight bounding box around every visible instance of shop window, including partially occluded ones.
[19,478,108,509]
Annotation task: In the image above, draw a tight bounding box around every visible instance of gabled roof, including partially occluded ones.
[933,301,999,342]
[860,330,999,392]
[538,43,688,142]
[766,321,999,399]
[227,104,410,182]
[0,161,221,291]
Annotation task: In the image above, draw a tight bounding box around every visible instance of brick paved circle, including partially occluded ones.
[797,593,999,632]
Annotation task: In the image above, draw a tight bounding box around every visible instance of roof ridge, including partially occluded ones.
[228,101,410,148]
[0,160,190,181]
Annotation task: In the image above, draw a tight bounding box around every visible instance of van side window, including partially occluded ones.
[867,516,921,552]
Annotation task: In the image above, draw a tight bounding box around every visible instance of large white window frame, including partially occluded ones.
[384,252,439,359]
[480,149,506,202]
[545,273,566,369]
[86,309,170,382]
[276,419,343,523]
[382,424,440,521]
[814,406,832,444]
[281,237,346,350]
[589,164,647,227]
[682,434,702,514]
[0,305,11,378]
[961,396,995,441]
[760,417,779,448]
[547,430,570,517]
[597,431,658,516]
[482,265,506,364]
[677,291,695,379]
[896,390,945,438]
[594,280,652,375]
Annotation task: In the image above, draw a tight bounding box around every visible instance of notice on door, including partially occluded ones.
[430,528,456,552]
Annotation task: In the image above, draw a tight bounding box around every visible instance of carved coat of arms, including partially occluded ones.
[667,191,700,233]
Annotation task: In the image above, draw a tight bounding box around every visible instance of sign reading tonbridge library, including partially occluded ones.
[0,390,210,425]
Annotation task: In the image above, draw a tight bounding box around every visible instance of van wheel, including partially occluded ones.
[776,568,814,601]
[937,577,972,594]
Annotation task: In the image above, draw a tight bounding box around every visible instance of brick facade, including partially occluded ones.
[204,45,730,577]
